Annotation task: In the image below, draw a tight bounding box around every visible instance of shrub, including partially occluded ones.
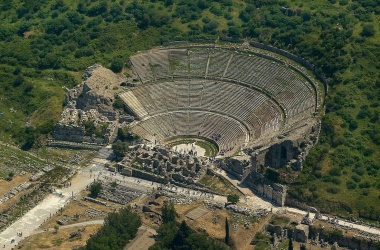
[349,120,358,130]
[354,167,365,176]
[362,189,369,196]
[326,187,340,194]
[351,175,361,183]
[361,24,375,37]
[329,167,341,176]
[89,182,102,198]
[346,180,357,189]
[265,168,280,182]
[331,177,341,185]
[110,57,124,73]
[112,140,129,158]
[227,194,239,204]
[359,181,371,189]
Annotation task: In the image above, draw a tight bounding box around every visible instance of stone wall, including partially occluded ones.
[218,155,251,180]
[131,168,168,184]
[293,224,309,243]
[55,64,127,145]
[309,225,380,250]
[53,124,84,142]
[248,171,287,206]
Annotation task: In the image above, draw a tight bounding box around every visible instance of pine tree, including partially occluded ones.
[288,238,293,250]
[162,200,177,223]
[225,217,230,245]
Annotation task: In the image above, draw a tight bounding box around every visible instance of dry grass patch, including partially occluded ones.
[42,196,114,229]
[0,174,31,196]
[21,224,101,250]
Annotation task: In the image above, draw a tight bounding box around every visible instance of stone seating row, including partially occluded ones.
[131,111,246,153]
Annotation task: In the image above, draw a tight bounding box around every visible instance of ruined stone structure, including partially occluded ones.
[218,155,251,180]
[52,44,325,209]
[247,171,287,206]
[293,224,309,243]
[53,64,129,145]
[215,117,321,206]
[53,108,118,145]
[116,144,209,185]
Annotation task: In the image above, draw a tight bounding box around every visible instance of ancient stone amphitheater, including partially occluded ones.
[119,45,323,156]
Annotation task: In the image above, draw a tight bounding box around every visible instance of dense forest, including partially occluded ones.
[0,0,379,219]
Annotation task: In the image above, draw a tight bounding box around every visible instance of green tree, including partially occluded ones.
[171,221,192,247]
[112,140,129,158]
[85,206,141,250]
[117,127,136,142]
[153,221,178,248]
[225,217,230,245]
[361,24,375,37]
[21,127,36,151]
[300,244,307,250]
[6,172,14,181]
[227,194,239,204]
[162,200,177,223]
[110,57,124,73]
[89,182,102,198]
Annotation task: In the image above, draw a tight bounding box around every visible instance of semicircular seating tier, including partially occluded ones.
[120,46,318,154]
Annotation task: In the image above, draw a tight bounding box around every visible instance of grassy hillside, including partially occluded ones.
[0,0,378,219]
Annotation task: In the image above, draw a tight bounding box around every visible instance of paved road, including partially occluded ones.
[0,154,112,250]
[285,207,380,236]
[0,146,111,249]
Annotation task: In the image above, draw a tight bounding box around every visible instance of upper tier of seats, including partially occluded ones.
[129,47,316,123]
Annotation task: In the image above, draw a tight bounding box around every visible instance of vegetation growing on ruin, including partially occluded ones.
[0,0,378,219]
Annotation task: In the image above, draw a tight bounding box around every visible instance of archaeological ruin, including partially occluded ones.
[53,44,325,206]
